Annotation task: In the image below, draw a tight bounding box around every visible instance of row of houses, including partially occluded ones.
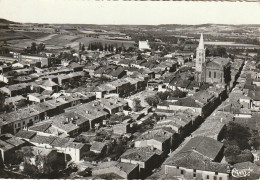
[153,59,250,180]
[163,136,229,180]
[156,88,227,118]
[94,76,148,99]
[92,108,201,178]
[100,66,244,178]
[0,96,130,165]
[13,132,89,162]
[0,61,83,85]
[0,92,96,134]
[0,71,87,97]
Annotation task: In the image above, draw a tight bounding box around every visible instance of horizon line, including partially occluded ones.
[5,19,260,26]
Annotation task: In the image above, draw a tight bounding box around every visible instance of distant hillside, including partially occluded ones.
[0,18,16,24]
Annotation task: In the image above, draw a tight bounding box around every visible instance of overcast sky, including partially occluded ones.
[0,0,260,25]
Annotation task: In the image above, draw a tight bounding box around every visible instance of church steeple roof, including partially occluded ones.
[198,33,204,49]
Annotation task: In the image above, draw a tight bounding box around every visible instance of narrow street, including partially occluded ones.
[150,60,246,179]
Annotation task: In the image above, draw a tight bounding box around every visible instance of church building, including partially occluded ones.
[195,33,231,88]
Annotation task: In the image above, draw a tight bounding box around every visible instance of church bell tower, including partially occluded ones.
[195,33,206,82]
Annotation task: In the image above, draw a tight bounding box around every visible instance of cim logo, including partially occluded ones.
[229,168,253,178]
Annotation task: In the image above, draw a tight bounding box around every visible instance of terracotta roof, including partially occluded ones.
[15,130,36,139]
[52,115,79,133]
[173,97,202,108]
[41,79,57,87]
[0,107,39,123]
[180,136,223,160]
[41,90,54,96]
[164,150,228,173]
[90,141,106,152]
[0,139,14,151]
[121,147,163,162]
[5,95,26,104]
[29,122,52,132]
[136,129,173,143]
[62,142,85,149]
[50,137,70,147]
[30,135,56,145]
[94,161,138,175]
[68,62,84,69]
[4,136,25,147]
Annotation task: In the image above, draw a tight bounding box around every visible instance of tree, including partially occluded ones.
[171,88,187,98]
[30,42,37,54]
[83,151,99,162]
[236,150,254,163]
[224,145,241,157]
[224,145,254,164]
[23,163,38,177]
[99,43,103,51]
[224,145,241,164]
[137,54,142,60]
[157,91,172,100]
[206,48,211,57]
[0,93,5,112]
[37,43,45,51]
[225,122,251,150]
[81,44,85,51]
[79,42,82,51]
[145,95,160,106]
[132,98,142,112]
[250,133,260,150]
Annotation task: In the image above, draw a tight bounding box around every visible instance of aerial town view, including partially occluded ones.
[0,0,260,179]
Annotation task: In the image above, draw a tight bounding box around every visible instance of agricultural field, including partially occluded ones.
[6,33,66,49]
[205,41,260,48]
[18,31,51,40]
[1,29,136,50]
[0,30,25,41]
[67,36,136,49]
[43,34,79,47]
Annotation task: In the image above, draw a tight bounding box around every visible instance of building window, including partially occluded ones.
[214,72,216,78]
[214,176,217,180]
[215,172,218,175]
[193,169,196,172]
[209,71,211,78]
[193,173,196,177]
[219,177,222,180]
[177,166,179,169]
[181,170,184,175]
[23,121,25,125]
[207,175,209,179]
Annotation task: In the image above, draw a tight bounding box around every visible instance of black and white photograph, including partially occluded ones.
[0,0,260,179]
